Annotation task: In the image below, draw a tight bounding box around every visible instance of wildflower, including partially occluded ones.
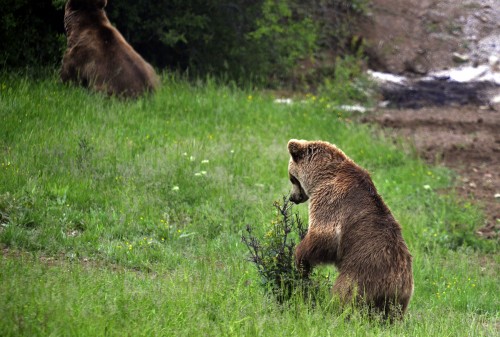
[247,95,253,101]
[194,172,202,177]
[172,186,180,191]
[423,185,431,190]
[189,156,195,161]
[201,159,209,164]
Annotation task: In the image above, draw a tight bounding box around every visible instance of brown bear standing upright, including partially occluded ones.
[287,139,414,319]
[61,0,160,98]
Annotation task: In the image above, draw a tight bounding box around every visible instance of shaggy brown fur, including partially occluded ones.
[61,0,159,98]
[288,139,413,319]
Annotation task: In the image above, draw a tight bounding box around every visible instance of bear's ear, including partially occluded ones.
[67,0,106,10]
[288,139,305,162]
[98,0,107,9]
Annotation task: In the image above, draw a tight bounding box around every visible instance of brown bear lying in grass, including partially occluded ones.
[61,0,159,98]
[287,139,414,319]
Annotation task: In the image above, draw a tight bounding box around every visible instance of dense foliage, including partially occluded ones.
[0,0,65,67]
[0,0,367,85]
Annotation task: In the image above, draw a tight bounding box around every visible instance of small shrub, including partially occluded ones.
[242,195,311,303]
[319,53,376,106]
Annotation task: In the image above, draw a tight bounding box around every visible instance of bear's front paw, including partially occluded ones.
[295,258,311,278]
[295,242,309,277]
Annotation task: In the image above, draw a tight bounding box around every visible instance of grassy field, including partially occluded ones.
[0,71,498,336]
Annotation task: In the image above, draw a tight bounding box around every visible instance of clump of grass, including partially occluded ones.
[242,195,313,303]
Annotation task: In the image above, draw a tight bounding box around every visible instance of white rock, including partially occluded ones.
[431,65,499,84]
[452,52,470,63]
[367,70,407,84]
[489,55,499,71]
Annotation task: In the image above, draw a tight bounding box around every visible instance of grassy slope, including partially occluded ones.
[0,72,498,336]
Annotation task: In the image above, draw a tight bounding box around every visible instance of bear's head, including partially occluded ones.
[66,0,107,10]
[287,139,347,204]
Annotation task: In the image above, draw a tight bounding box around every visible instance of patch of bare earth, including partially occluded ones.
[359,0,500,74]
[356,0,500,240]
[361,106,499,239]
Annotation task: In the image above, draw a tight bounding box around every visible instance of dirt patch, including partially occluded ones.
[361,106,500,239]
[359,0,500,74]
[357,0,500,239]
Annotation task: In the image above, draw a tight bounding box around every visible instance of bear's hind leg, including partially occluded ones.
[332,273,357,306]
[61,54,77,84]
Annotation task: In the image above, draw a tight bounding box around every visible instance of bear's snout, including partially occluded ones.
[289,191,309,204]
[289,177,309,204]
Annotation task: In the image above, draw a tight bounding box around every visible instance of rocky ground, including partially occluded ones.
[360,0,500,74]
[357,0,500,239]
[361,106,499,239]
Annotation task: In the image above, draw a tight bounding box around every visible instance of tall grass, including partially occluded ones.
[0,70,498,336]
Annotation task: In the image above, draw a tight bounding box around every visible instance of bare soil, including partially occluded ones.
[361,106,499,239]
[356,0,500,239]
[359,0,500,74]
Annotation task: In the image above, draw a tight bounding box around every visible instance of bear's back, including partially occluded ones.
[62,2,159,97]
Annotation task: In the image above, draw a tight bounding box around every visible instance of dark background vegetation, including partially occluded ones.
[0,0,367,86]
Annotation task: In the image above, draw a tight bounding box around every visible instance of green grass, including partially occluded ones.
[0,70,499,336]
